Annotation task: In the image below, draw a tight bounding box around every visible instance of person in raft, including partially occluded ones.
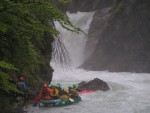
[68,86,79,98]
[59,87,70,100]
[48,84,59,99]
[39,84,51,100]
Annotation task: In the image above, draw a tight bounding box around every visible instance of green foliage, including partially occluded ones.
[0,0,83,96]
[0,1,82,112]
[0,61,18,70]
[0,61,19,93]
[0,0,81,68]
[58,0,72,4]
[0,71,19,93]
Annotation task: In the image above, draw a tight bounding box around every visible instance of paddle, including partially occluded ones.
[68,98,74,103]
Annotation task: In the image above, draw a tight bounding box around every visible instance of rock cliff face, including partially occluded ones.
[81,0,150,73]
[83,7,112,61]
[61,0,150,73]
[38,32,54,82]
[62,0,112,12]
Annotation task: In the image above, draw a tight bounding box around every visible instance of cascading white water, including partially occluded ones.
[52,11,95,68]
[28,11,150,113]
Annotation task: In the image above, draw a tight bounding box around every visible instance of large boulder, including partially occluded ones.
[77,78,110,91]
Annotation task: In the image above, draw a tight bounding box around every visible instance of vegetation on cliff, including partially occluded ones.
[0,0,80,112]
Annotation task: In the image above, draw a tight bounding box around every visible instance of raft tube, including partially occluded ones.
[39,96,81,107]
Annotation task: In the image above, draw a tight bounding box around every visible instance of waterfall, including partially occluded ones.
[51,11,95,68]
[28,11,150,113]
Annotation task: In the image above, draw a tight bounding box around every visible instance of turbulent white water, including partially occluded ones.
[28,12,150,113]
[29,69,150,113]
[53,11,95,67]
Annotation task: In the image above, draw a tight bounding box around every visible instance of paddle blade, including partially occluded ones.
[69,98,74,102]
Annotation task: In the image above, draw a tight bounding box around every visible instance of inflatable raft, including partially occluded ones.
[39,96,81,107]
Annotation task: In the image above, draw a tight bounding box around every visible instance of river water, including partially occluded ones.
[28,68,150,113]
[28,11,150,113]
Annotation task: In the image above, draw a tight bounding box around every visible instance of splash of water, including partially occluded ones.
[51,11,95,68]
[28,11,150,113]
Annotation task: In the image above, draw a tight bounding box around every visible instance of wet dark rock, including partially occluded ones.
[52,0,112,13]
[77,78,110,91]
[15,97,24,113]
[80,1,150,73]
[64,0,112,13]
[79,7,112,64]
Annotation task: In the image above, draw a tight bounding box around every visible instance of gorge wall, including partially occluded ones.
[62,0,112,12]
[63,0,150,73]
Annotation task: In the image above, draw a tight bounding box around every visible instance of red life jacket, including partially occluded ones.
[41,88,49,97]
